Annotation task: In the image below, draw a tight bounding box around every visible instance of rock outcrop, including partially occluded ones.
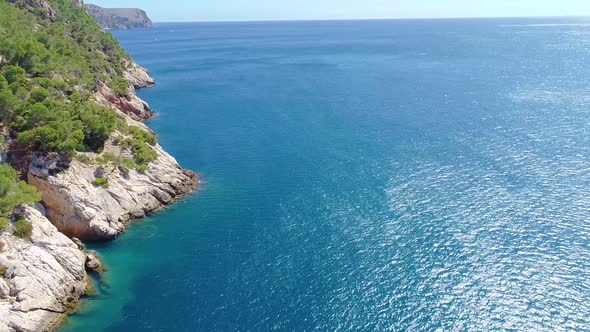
[123,60,156,89]
[94,81,154,121]
[0,206,87,332]
[94,61,156,121]
[28,142,196,241]
[85,4,153,30]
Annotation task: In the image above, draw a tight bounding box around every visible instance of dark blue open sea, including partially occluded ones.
[62,18,590,331]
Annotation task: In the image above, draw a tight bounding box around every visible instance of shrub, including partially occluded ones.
[112,135,123,145]
[29,88,49,102]
[91,177,109,188]
[0,164,41,217]
[102,152,117,163]
[74,153,92,164]
[129,126,157,146]
[13,218,33,239]
[18,121,85,152]
[0,264,7,277]
[78,102,119,152]
[0,217,9,231]
[3,66,26,85]
[122,158,136,169]
[123,126,158,168]
[131,139,157,165]
[136,163,148,172]
[109,77,129,96]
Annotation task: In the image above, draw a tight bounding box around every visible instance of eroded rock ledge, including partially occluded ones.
[28,143,196,241]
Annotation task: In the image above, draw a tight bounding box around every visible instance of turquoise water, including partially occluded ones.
[63,19,590,331]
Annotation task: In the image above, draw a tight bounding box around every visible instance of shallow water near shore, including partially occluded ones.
[62,18,590,331]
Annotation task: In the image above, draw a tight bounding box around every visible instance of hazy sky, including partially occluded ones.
[87,0,590,22]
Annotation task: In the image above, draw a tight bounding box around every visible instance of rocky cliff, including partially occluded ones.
[0,206,87,332]
[24,64,197,241]
[0,0,197,329]
[28,139,196,240]
[94,61,156,121]
[85,4,153,30]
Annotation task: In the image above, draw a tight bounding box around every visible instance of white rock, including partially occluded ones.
[0,206,86,332]
[28,142,196,240]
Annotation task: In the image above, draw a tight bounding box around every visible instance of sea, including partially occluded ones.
[62,18,590,331]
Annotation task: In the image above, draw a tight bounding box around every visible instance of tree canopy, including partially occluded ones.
[0,0,131,153]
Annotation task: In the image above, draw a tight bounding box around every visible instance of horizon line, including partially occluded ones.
[149,15,590,24]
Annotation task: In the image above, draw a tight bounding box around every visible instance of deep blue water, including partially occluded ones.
[63,18,590,331]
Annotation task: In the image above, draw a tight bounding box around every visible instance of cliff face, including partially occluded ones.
[85,4,153,30]
[0,206,87,332]
[94,62,156,121]
[28,139,196,240]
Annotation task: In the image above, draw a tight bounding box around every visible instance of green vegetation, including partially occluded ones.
[0,163,40,239]
[0,264,7,277]
[127,126,157,167]
[13,217,33,239]
[128,126,157,146]
[91,177,109,188]
[108,77,129,96]
[0,218,9,231]
[0,164,41,218]
[109,126,157,170]
[0,0,140,155]
[74,153,92,164]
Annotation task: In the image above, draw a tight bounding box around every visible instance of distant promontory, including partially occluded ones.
[85,4,153,29]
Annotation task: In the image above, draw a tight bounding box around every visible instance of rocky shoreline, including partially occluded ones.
[27,64,197,241]
[0,59,196,331]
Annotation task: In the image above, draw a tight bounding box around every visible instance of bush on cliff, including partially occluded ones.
[13,217,33,239]
[109,77,130,96]
[91,177,109,188]
[0,218,9,231]
[0,164,41,218]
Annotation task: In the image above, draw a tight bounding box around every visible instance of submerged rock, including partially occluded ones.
[85,252,103,273]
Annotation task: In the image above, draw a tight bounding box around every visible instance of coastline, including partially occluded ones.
[26,63,198,241]
[51,65,198,330]
[0,0,199,331]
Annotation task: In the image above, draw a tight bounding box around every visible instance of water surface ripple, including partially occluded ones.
[63,18,590,331]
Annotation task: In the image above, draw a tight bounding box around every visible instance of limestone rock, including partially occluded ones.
[85,252,102,273]
[94,81,154,121]
[28,144,196,241]
[0,206,86,332]
[72,237,85,251]
[124,60,156,89]
[92,62,155,121]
